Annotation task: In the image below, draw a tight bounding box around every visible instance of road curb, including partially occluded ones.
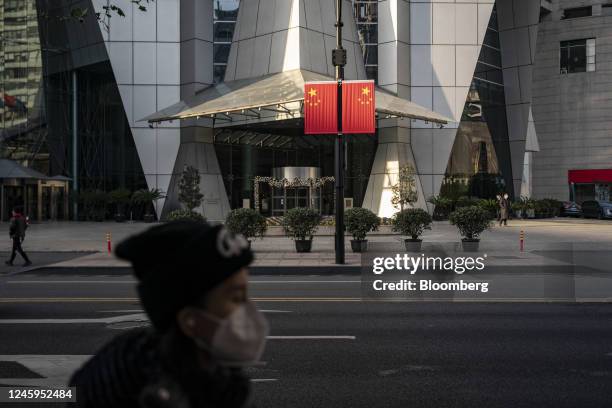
[11,265,363,276]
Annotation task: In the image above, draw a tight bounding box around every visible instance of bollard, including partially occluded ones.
[519,229,524,252]
[106,232,112,254]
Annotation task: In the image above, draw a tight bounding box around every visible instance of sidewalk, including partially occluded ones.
[1,220,611,273]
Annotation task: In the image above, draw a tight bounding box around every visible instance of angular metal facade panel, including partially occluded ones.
[364,0,495,216]
[497,0,541,198]
[225,0,367,81]
[90,0,183,217]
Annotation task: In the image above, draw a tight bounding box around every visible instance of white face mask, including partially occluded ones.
[195,301,269,367]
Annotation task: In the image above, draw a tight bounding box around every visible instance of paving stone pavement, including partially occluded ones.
[0,219,610,269]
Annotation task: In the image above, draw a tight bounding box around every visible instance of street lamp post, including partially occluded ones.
[333,0,346,264]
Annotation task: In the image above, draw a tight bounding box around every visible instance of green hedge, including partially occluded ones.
[167,209,207,223]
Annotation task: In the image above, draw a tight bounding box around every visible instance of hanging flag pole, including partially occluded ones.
[333,0,346,264]
[304,1,375,264]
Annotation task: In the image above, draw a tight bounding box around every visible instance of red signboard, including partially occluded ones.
[568,169,612,183]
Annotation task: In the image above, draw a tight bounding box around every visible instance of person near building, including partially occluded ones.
[69,221,269,408]
[499,193,510,226]
[5,206,32,267]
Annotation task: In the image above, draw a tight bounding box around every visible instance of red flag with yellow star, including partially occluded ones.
[342,80,375,134]
[303,82,338,134]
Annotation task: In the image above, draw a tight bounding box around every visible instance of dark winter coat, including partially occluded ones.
[499,198,510,220]
[9,215,27,239]
[69,328,251,408]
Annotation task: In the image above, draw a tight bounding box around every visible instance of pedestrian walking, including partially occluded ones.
[5,206,32,267]
[499,193,510,226]
[70,221,268,408]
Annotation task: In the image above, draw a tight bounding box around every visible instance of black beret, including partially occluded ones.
[115,221,253,331]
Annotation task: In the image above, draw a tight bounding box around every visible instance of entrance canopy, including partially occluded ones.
[0,159,70,181]
[142,69,452,126]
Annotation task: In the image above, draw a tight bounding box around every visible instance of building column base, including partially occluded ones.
[362,127,427,218]
[162,129,230,222]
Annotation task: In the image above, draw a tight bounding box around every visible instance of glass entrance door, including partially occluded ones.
[271,186,321,215]
[286,187,309,211]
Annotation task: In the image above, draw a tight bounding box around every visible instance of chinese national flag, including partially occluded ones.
[303,82,338,134]
[342,80,375,134]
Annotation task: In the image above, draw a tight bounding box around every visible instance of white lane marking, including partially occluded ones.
[250,281,361,284]
[97,309,291,314]
[7,280,361,284]
[0,309,292,324]
[0,313,147,324]
[267,336,356,340]
[7,280,136,284]
[0,355,90,387]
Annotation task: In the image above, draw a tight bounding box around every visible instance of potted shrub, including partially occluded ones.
[512,201,524,219]
[427,195,453,220]
[391,208,433,252]
[108,188,132,222]
[449,206,492,252]
[282,207,321,253]
[477,199,498,220]
[225,208,267,248]
[542,198,562,217]
[132,188,165,222]
[534,199,547,218]
[344,207,380,253]
[167,209,207,223]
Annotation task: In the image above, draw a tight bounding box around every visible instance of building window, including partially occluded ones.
[602,4,612,16]
[560,39,595,74]
[213,0,240,83]
[561,6,592,19]
[352,0,378,82]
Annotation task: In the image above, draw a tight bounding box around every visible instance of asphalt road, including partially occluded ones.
[0,272,612,407]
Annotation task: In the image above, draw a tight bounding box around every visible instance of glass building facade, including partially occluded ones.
[0,0,147,220]
[1,0,522,220]
[443,6,512,199]
[0,0,47,172]
[37,0,147,196]
[213,0,240,83]
[353,0,378,81]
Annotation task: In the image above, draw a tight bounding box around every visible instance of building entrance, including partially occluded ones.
[271,185,321,216]
[270,167,322,216]
[253,166,330,216]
